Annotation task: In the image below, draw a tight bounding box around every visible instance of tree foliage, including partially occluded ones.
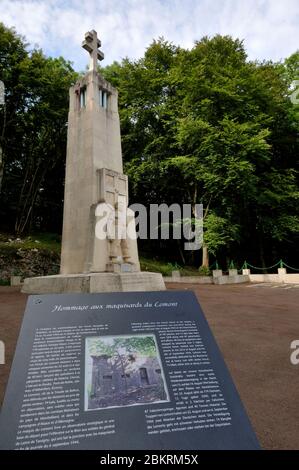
[87,336,156,358]
[0,23,77,234]
[102,36,299,268]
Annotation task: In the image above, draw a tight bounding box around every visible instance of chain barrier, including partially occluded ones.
[208,260,299,272]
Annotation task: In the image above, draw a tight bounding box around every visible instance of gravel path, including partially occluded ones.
[0,283,298,449]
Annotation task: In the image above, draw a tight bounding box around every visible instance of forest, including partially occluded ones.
[0,22,298,271]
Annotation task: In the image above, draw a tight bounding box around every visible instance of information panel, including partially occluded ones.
[0,291,259,450]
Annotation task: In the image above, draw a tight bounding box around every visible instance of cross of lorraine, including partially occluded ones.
[82,30,104,71]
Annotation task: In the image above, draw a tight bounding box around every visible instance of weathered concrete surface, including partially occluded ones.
[22,272,165,294]
[212,269,223,278]
[213,274,249,285]
[10,276,22,287]
[60,70,133,275]
[228,269,238,276]
[164,274,248,284]
[163,276,212,284]
[249,273,299,284]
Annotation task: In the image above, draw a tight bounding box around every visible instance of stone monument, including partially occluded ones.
[22,30,165,293]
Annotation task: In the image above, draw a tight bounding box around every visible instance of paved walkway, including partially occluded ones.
[1,284,299,449]
[247,282,299,289]
[166,282,299,450]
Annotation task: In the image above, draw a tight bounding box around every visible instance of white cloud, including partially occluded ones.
[0,0,298,70]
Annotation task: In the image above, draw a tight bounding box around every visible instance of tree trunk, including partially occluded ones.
[177,240,185,265]
[14,160,48,234]
[189,186,198,265]
[259,234,267,271]
[0,92,6,191]
[0,88,7,192]
[0,145,3,191]
[117,351,128,394]
[200,198,211,268]
[202,242,209,267]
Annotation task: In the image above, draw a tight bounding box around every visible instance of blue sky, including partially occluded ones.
[0,0,298,71]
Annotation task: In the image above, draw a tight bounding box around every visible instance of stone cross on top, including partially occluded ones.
[82,30,104,71]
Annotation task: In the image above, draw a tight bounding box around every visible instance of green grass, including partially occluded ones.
[0,233,206,277]
[0,232,61,253]
[140,256,203,277]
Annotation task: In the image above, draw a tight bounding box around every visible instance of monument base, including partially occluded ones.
[22,272,165,294]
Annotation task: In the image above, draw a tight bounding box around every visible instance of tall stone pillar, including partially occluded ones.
[60,68,139,274]
[22,30,165,293]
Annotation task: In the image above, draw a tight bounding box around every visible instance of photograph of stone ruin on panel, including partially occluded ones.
[85,335,169,410]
